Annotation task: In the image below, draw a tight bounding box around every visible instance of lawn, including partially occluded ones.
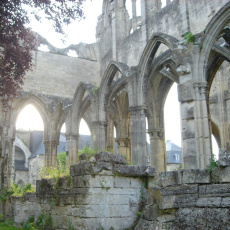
[0,223,22,230]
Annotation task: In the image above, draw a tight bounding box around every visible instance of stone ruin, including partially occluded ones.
[1,0,230,229]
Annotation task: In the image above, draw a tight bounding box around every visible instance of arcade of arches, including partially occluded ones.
[0,0,230,188]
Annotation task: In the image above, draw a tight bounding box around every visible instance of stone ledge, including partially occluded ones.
[113,165,156,177]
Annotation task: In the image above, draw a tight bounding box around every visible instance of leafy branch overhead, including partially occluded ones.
[0,0,85,106]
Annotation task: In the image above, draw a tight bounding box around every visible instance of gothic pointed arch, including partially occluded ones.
[199,1,230,82]
[68,82,94,134]
[98,61,131,121]
[10,96,48,138]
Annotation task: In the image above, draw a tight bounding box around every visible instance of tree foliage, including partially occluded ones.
[0,0,85,106]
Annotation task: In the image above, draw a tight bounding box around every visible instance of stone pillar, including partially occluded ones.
[106,120,115,152]
[6,137,15,186]
[179,81,212,169]
[65,134,79,166]
[132,0,137,31]
[129,106,148,165]
[44,140,58,167]
[148,128,166,172]
[92,121,107,151]
[194,82,212,168]
[115,137,131,163]
[110,2,117,61]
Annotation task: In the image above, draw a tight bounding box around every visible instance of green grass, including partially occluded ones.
[0,223,22,230]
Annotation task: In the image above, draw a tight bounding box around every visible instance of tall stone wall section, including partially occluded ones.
[23,51,100,98]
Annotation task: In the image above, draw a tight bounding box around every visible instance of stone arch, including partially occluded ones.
[106,79,131,160]
[144,52,179,172]
[199,1,230,82]
[138,33,179,105]
[69,82,94,135]
[11,96,48,136]
[65,82,93,164]
[13,137,31,169]
[199,3,230,153]
[98,61,131,121]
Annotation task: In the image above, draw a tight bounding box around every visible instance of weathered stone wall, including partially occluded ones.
[3,152,230,230]
[23,51,100,98]
[135,154,230,229]
[3,153,156,230]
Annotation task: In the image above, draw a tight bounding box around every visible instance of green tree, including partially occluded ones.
[0,0,85,106]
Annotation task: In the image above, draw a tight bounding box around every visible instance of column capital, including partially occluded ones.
[129,105,147,115]
[92,121,107,127]
[43,140,59,146]
[65,133,79,141]
[115,137,130,147]
[193,81,207,100]
[147,128,164,140]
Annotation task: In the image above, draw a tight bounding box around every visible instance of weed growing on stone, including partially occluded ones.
[183,32,196,44]
[78,145,97,161]
[206,154,218,172]
[21,211,53,230]
[0,183,35,202]
[38,160,70,181]
[67,218,75,230]
[91,82,99,94]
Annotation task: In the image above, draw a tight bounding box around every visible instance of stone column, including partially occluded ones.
[65,134,79,166]
[110,2,117,61]
[106,120,115,152]
[179,81,212,169]
[194,82,212,168]
[92,121,107,151]
[6,137,15,186]
[129,106,148,165]
[148,128,166,172]
[131,0,137,31]
[44,140,58,167]
[115,137,131,163]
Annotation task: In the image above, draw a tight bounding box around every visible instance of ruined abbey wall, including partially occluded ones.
[23,51,100,98]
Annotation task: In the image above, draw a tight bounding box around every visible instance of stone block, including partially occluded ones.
[159,184,198,196]
[196,197,221,207]
[95,152,126,165]
[211,167,230,183]
[106,194,129,205]
[114,176,131,188]
[221,197,230,207]
[178,82,194,103]
[158,171,182,187]
[218,151,230,167]
[182,169,210,184]
[205,184,230,197]
[155,192,198,209]
[70,162,113,176]
[143,204,158,221]
[181,119,195,139]
[113,165,156,177]
[92,175,114,188]
[130,177,142,188]
[181,102,194,119]
[71,175,91,188]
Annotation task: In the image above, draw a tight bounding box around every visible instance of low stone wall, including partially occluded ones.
[3,152,230,229]
[135,161,230,230]
[3,152,156,230]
